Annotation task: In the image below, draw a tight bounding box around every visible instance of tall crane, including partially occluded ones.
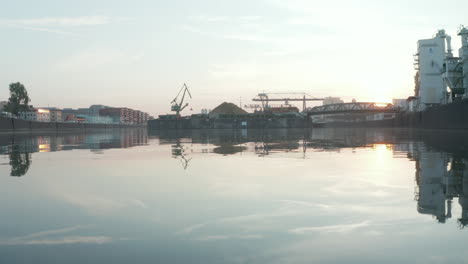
[252,92,323,112]
[171,83,192,117]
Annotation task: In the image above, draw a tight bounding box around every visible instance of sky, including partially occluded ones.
[0,0,467,116]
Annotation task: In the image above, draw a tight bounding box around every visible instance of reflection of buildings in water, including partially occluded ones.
[213,145,247,155]
[254,141,302,156]
[412,145,468,227]
[414,149,449,223]
[1,129,148,177]
[0,129,149,155]
[153,128,401,158]
[155,129,468,228]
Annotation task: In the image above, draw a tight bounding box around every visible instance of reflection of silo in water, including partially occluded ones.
[416,151,448,222]
[458,164,468,227]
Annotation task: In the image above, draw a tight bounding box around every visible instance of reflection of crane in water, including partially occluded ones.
[171,140,191,170]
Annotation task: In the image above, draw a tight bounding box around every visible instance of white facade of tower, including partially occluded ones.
[459,27,468,99]
[415,31,447,110]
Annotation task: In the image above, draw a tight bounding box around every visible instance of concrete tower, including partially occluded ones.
[459,26,468,99]
[415,30,447,110]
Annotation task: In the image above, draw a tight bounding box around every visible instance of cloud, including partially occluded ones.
[129,198,148,209]
[289,221,371,235]
[12,226,84,240]
[177,209,300,235]
[193,234,262,241]
[56,49,145,71]
[177,222,210,235]
[209,62,266,79]
[0,16,116,36]
[189,15,261,23]
[280,199,332,209]
[0,24,79,36]
[189,15,231,23]
[0,16,110,27]
[0,236,113,246]
[0,225,115,246]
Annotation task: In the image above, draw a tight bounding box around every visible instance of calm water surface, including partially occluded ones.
[1,128,468,264]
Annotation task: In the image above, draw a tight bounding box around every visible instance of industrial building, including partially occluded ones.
[392,99,409,111]
[413,26,468,111]
[322,97,344,105]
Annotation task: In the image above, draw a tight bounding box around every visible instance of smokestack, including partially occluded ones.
[447,35,453,57]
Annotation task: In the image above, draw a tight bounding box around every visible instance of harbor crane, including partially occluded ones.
[252,92,324,112]
[171,83,192,117]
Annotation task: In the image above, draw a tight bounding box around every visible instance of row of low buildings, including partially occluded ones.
[1,103,152,125]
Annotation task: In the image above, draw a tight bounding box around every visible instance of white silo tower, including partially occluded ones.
[459,26,468,99]
[415,30,447,110]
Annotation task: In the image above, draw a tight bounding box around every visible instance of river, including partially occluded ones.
[0,128,467,263]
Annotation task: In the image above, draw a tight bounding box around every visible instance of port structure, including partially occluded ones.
[252,93,323,112]
[171,83,192,117]
[306,102,400,116]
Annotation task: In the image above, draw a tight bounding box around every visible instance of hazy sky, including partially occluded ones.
[1,0,467,115]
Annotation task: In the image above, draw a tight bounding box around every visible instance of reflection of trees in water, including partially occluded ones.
[9,146,32,177]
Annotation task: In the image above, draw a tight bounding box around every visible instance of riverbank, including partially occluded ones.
[148,114,307,130]
[394,100,468,129]
[150,99,468,131]
[0,116,146,133]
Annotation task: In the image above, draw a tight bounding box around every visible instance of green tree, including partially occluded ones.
[4,82,31,116]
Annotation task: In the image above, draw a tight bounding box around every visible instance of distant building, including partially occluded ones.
[0,101,7,111]
[100,108,128,124]
[62,105,108,122]
[20,108,51,122]
[89,105,109,115]
[62,105,107,116]
[50,109,63,122]
[62,108,89,119]
[39,107,63,122]
[392,99,409,111]
[323,97,344,105]
[407,96,419,112]
[99,107,149,124]
[76,114,114,124]
[64,114,86,123]
[201,109,210,115]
